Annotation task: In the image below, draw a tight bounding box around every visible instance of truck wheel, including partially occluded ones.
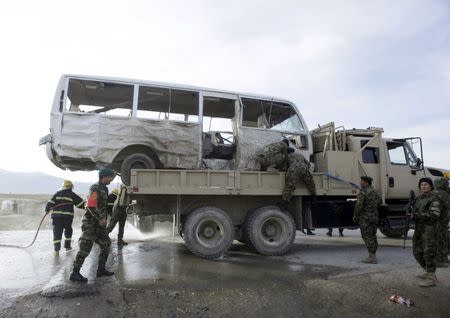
[241,212,255,250]
[121,153,155,185]
[378,226,404,238]
[246,206,295,256]
[183,206,234,259]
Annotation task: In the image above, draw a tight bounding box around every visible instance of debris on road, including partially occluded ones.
[389,294,414,307]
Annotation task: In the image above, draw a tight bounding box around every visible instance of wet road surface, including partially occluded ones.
[1,224,449,317]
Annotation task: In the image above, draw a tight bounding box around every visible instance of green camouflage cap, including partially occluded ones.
[99,167,115,178]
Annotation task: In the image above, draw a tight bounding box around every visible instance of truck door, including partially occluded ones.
[385,140,425,198]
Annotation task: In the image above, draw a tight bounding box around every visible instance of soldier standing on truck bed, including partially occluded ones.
[107,187,128,247]
[353,176,380,264]
[433,178,449,267]
[69,167,115,283]
[45,180,85,256]
[412,177,442,287]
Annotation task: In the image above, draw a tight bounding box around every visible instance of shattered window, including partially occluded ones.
[202,96,235,132]
[241,98,305,133]
[65,79,134,116]
[137,86,199,122]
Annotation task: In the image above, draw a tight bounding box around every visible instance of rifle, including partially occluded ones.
[403,190,416,249]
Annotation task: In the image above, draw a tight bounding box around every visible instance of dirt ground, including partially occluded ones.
[0,216,449,318]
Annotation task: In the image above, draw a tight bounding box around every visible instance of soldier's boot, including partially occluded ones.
[416,269,427,279]
[418,273,437,287]
[69,268,88,283]
[307,229,315,236]
[326,229,332,237]
[97,263,115,277]
[363,253,377,264]
[54,250,60,257]
[118,238,128,246]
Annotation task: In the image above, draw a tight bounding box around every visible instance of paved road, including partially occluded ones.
[0,224,449,317]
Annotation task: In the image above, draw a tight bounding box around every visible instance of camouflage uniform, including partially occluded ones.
[354,185,380,254]
[412,192,441,273]
[258,141,288,171]
[282,152,316,201]
[433,178,449,262]
[73,182,111,270]
[106,193,128,241]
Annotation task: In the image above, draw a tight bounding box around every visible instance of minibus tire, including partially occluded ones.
[121,153,156,185]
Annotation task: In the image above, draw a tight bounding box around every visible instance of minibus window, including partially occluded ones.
[65,79,133,116]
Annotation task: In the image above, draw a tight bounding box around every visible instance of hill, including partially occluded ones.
[0,169,91,194]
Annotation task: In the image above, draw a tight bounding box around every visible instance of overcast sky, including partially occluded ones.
[0,0,449,183]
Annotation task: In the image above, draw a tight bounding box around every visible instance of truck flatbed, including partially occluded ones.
[126,169,359,197]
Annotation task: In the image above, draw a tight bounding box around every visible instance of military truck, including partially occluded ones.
[120,122,449,258]
[40,75,450,258]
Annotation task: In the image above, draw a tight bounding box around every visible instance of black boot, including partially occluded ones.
[97,263,115,277]
[118,238,128,246]
[70,267,88,283]
[326,229,332,237]
[307,229,315,235]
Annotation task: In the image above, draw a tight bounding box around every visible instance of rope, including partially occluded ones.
[324,172,361,190]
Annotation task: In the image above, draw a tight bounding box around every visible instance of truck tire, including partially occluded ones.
[183,206,234,259]
[246,206,296,256]
[240,212,255,250]
[378,226,404,238]
[121,153,156,185]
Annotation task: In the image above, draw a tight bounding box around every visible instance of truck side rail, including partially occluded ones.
[126,169,358,197]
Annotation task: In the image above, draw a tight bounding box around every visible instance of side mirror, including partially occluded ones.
[416,158,423,168]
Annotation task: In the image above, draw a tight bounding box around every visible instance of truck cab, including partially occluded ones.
[311,123,448,237]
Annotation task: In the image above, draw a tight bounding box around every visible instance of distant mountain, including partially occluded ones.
[0,170,92,195]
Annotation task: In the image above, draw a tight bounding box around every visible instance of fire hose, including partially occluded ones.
[0,203,73,249]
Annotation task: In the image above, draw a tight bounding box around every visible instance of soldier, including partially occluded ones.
[107,188,129,246]
[412,177,441,287]
[257,139,290,171]
[281,151,316,205]
[258,140,316,234]
[45,180,85,256]
[353,176,380,264]
[69,167,116,283]
[433,178,449,266]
